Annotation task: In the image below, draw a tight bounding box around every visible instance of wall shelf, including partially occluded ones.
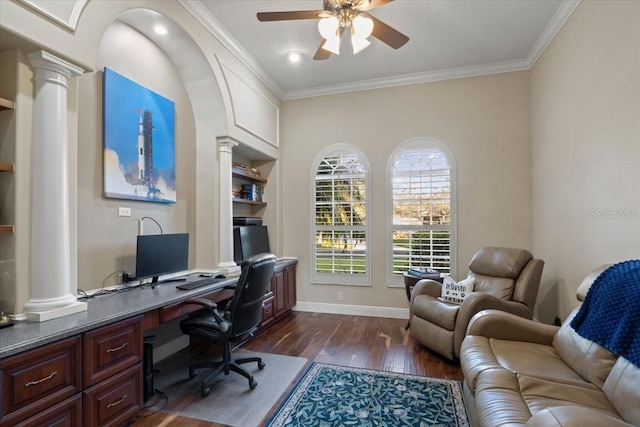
[0,97,15,111]
[232,198,267,207]
[0,163,14,172]
[232,170,267,184]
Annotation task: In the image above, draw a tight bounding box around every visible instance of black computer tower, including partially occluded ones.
[143,342,154,402]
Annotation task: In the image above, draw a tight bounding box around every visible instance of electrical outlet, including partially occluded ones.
[337,291,343,301]
[118,207,131,217]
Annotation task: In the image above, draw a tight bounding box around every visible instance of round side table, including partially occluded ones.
[403,272,443,300]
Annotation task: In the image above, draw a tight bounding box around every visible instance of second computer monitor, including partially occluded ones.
[233,226,270,262]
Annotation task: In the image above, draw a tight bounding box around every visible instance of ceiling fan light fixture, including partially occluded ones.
[352,15,374,39]
[322,36,341,55]
[351,35,371,54]
[318,16,340,39]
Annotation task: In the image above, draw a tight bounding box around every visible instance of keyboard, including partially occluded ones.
[176,277,222,290]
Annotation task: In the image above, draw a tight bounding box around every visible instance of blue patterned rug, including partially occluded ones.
[265,363,469,426]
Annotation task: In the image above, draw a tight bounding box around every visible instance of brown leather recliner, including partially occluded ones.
[409,247,544,360]
[460,264,639,427]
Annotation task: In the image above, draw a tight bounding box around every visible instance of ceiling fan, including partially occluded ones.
[257,0,409,60]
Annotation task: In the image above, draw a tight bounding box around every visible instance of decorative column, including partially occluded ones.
[23,51,86,321]
[217,136,241,276]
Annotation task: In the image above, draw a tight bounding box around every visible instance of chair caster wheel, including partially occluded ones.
[202,386,211,397]
[249,379,258,389]
[258,361,265,370]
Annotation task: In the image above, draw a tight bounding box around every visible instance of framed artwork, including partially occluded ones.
[103,67,176,203]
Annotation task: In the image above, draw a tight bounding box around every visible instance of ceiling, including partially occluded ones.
[192,0,579,99]
[0,0,579,100]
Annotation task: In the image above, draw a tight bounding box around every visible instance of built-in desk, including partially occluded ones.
[0,259,297,426]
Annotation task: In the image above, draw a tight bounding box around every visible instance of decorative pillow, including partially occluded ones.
[440,276,475,304]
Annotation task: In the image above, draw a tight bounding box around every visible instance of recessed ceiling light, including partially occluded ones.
[154,25,168,36]
[287,52,302,63]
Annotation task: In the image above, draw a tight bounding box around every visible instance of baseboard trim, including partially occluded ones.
[293,302,409,319]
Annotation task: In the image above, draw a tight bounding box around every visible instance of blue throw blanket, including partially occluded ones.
[570,260,640,367]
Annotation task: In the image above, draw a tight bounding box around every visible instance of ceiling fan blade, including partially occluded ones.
[363,13,409,49]
[257,10,327,22]
[354,0,394,12]
[313,42,332,60]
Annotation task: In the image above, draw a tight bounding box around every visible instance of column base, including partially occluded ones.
[218,261,242,277]
[23,294,87,322]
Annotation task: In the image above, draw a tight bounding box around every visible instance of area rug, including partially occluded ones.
[145,348,308,427]
[266,363,469,427]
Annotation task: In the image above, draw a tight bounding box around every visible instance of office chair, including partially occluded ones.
[179,252,276,397]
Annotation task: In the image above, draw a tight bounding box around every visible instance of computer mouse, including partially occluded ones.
[215,274,227,279]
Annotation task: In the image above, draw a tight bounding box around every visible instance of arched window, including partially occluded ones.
[388,138,456,286]
[311,144,370,285]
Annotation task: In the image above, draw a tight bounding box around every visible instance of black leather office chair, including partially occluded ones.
[179,252,276,397]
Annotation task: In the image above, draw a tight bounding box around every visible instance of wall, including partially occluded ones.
[75,21,195,290]
[531,1,640,321]
[282,71,533,312]
[0,0,283,315]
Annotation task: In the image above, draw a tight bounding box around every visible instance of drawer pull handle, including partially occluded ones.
[106,342,128,353]
[106,394,127,409]
[25,371,57,387]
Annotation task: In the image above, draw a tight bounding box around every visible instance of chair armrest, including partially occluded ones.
[183,297,219,311]
[409,279,443,321]
[466,309,559,345]
[410,279,442,302]
[526,406,634,427]
[453,294,535,358]
[183,298,228,332]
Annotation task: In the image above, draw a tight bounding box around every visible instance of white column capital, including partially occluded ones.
[217,135,240,153]
[28,50,84,78]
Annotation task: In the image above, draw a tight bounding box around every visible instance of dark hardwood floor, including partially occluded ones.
[131,311,462,427]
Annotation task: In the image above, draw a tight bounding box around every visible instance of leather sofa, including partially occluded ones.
[460,265,639,427]
[409,247,544,360]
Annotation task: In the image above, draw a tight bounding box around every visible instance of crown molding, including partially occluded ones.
[178,0,284,99]
[182,0,580,101]
[283,59,531,100]
[525,0,581,68]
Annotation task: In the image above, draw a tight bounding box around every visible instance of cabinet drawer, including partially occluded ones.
[0,336,81,426]
[261,294,275,327]
[13,394,82,427]
[83,316,142,388]
[83,362,142,427]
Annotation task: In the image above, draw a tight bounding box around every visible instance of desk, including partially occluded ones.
[0,259,297,426]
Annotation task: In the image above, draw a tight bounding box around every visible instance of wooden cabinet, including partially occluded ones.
[0,336,82,426]
[285,264,297,311]
[260,292,275,327]
[0,316,145,427]
[82,316,143,426]
[13,395,82,427]
[272,269,286,318]
[261,262,296,331]
[83,363,142,427]
[82,316,143,388]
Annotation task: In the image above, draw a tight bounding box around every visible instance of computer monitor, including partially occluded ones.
[233,226,270,262]
[135,233,189,283]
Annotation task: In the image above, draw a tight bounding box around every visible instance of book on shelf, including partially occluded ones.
[407,267,440,278]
